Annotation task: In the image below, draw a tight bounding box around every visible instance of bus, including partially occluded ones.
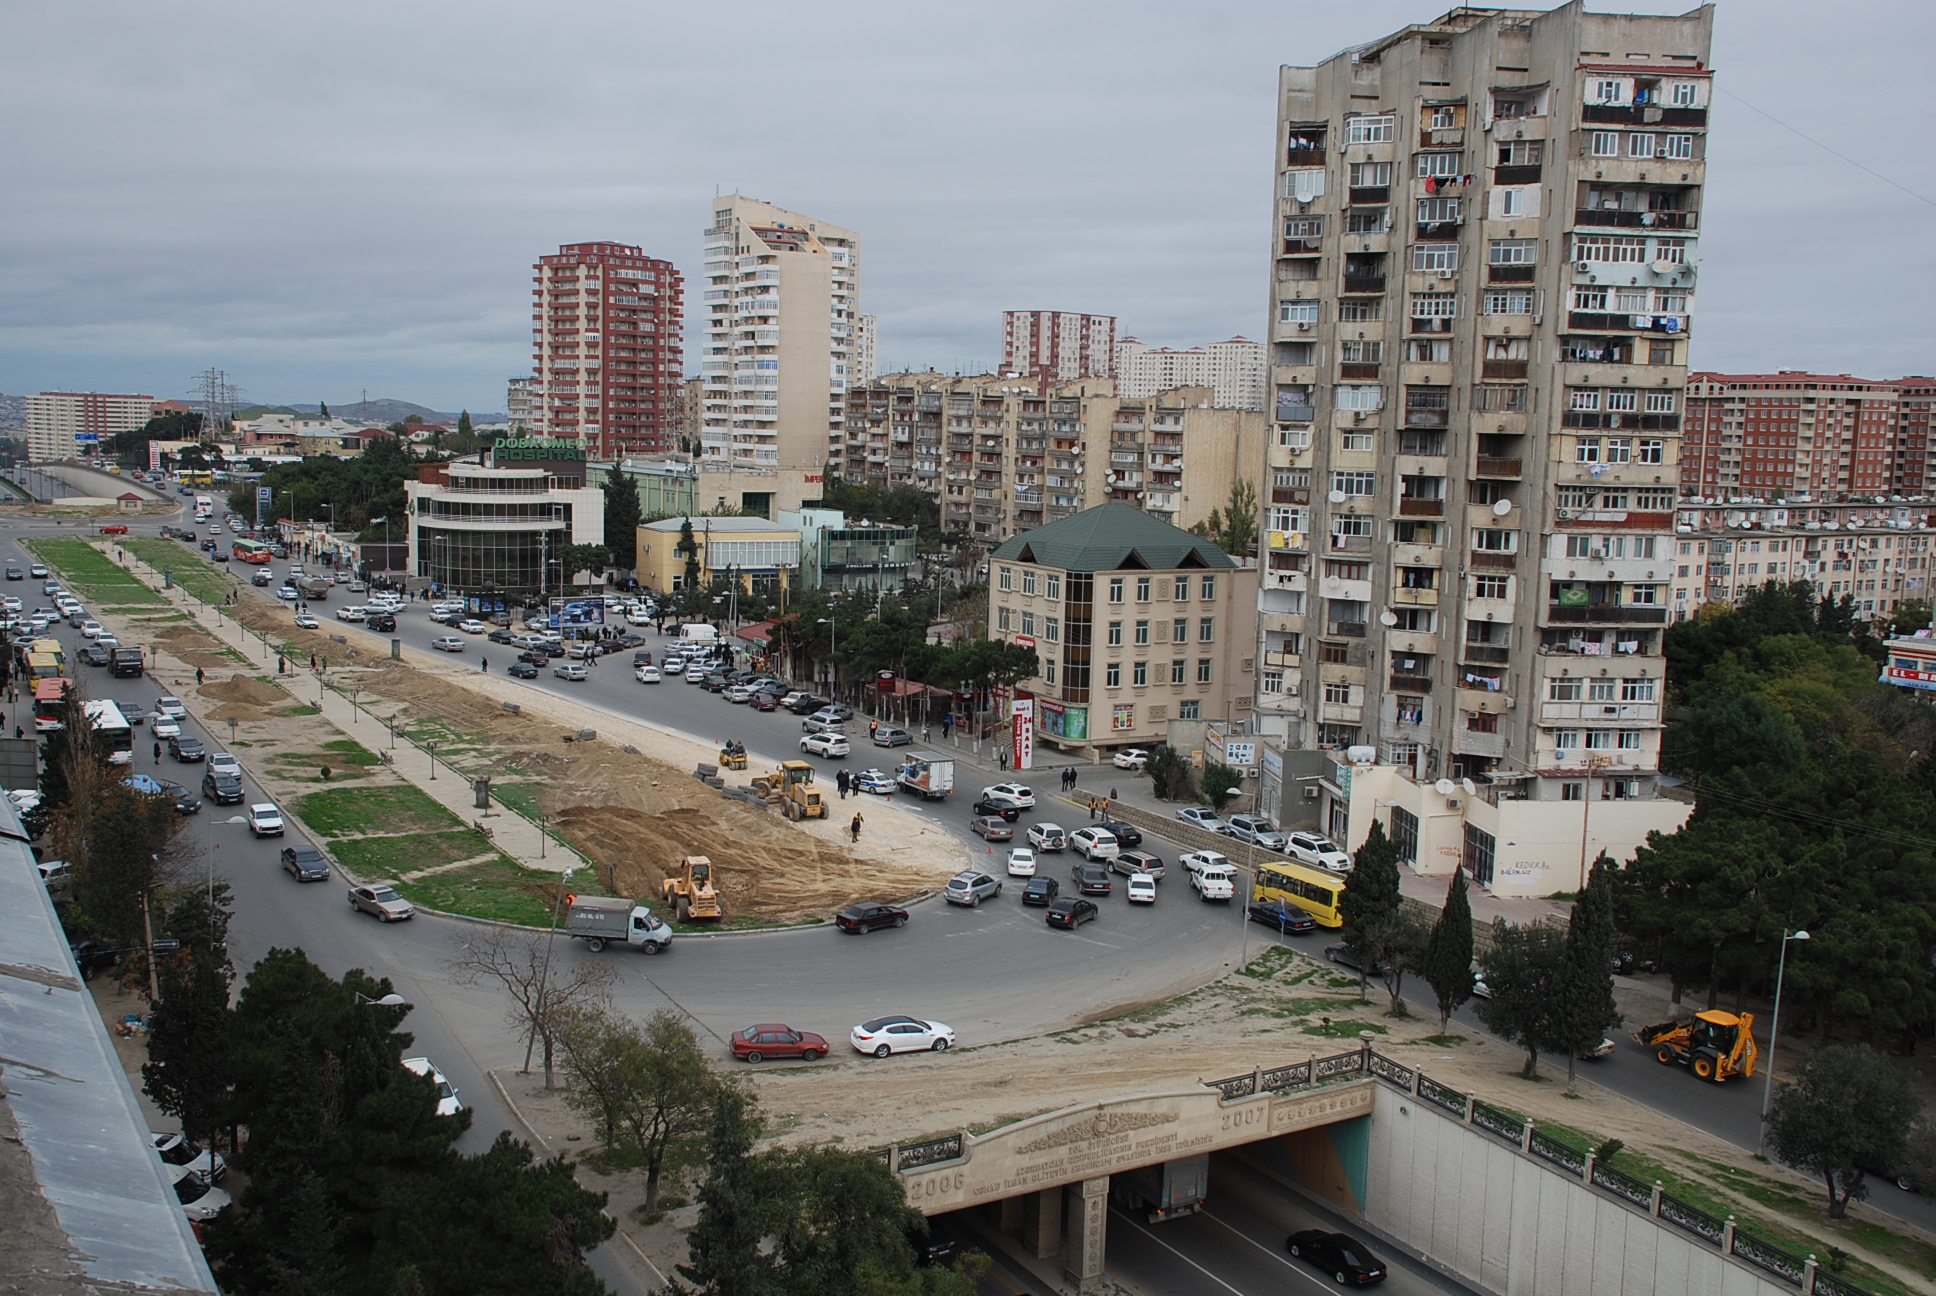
[27,649,64,680]
[1252,859,1348,928]
[83,700,133,765]
[33,678,69,732]
[232,538,273,564]
[180,472,214,487]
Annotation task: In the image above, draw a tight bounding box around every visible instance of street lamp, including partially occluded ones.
[525,865,575,1073]
[818,617,836,698]
[1757,928,1810,1157]
[354,991,411,1008]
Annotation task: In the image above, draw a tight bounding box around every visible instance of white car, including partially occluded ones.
[554,662,589,681]
[635,665,662,683]
[276,587,301,601]
[1027,822,1068,852]
[1112,748,1150,771]
[247,803,284,836]
[980,782,1035,808]
[1287,832,1352,872]
[152,717,181,740]
[459,619,488,634]
[1179,849,1232,877]
[1005,846,1037,877]
[402,1056,464,1117]
[166,1163,232,1223]
[294,614,320,629]
[431,636,465,652]
[800,732,851,759]
[1223,814,1290,853]
[1125,872,1158,904]
[97,633,120,649]
[1068,827,1120,861]
[151,1130,227,1186]
[208,753,241,779]
[335,606,367,622]
[1192,865,1236,902]
[850,1015,955,1058]
[80,620,104,638]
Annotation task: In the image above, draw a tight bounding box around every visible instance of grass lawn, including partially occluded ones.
[294,784,465,838]
[21,538,166,604]
[487,781,547,821]
[331,829,496,881]
[120,537,241,605]
[384,853,587,927]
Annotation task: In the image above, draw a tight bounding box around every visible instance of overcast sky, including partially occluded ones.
[2,1,1931,414]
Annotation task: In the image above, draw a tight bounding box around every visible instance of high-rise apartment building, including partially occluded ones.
[529,242,684,459]
[1681,371,1936,501]
[1115,336,1267,410]
[1259,5,1713,826]
[700,196,860,474]
[26,391,159,461]
[1002,311,1116,384]
[506,377,535,431]
[854,314,878,383]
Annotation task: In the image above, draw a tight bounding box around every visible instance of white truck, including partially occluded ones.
[1191,864,1236,902]
[1112,1154,1209,1222]
[895,752,955,800]
[678,623,719,645]
[564,896,675,954]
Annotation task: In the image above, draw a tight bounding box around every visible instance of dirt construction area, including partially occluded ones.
[224,599,969,923]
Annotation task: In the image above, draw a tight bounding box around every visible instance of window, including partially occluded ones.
[1588,678,1616,702]
[1553,729,1580,751]
[1201,576,1217,600]
[1411,291,1457,319]
[1346,114,1395,143]
[1671,81,1697,107]
[1472,384,1529,411]
[1171,660,1187,685]
[1284,169,1326,201]
[1335,385,1384,411]
[1020,611,1035,636]
[1630,585,1660,605]
[1572,235,1647,264]
[1572,286,1608,311]
[1412,243,1459,272]
[1045,661,1056,684]
[1467,711,1500,733]
[1648,341,1677,365]
[1134,619,1150,645]
[1339,339,1383,363]
[1173,618,1189,644]
[1133,661,1148,686]
[1332,471,1377,497]
[1562,782,1584,801]
[1607,390,1637,412]
[1318,641,1350,664]
[1621,677,1656,702]
[1198,659,1213,684]
[1173,576,1190,601]
[1496,139,1544,166]
[1107,620,1123,646]
[1663,133,1694,159]
[1044,617,1060,643]
[1606,438,1632,463]
[1549,678,1583,701]
[1474,574,1509,599]
[1199,617,1215,643]
[1415,151,1462,178]
[1341,430,1374,452]
[1348,161,1392,187]
[1406,338,1451,363]
[1345,208,1386,234]
[1179,700,1200,720]
[997,606,1011,631]
[1498,187,1528,216]
[1021,570,1036,595]
[999,567,1012,591]
[1108,577,1123,602]
[1653,239,1689,264]
[1575,437,1602,463]
[1590,131,1620,157]
[1472,528,1517,553]
[1594,79,1623,103]
[1279,298,1320,324]
[1645,391,1677,413]
[1628,133,1656,159]
[1333,514,1372,540]
[1570,388,1601,411]
[1392,607,1435,631]
[1635,488,1673,510]
[1564,534,1595,558]
[1105,662,1121,688]
[1284,215,1324,239]
[1585,730,1614,750]
[1136,577,1151,601]
[1339,299,1383,321]
[1045,573,1061,599]
[1488,238,1537,265]
[1323,680,1352,704]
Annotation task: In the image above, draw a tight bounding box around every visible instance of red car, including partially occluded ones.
[98,524,129,535]
[730,1024,830,1064]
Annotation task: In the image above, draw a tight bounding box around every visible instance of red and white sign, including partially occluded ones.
[1013,635,1036,649]
[1011,697,1034,771]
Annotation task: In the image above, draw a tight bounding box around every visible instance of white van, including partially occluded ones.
[678,623,719,644]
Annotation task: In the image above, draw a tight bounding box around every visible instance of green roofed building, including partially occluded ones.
[987,504,1257,757]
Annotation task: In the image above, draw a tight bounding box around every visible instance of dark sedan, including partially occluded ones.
[729,1024,829,1064]
[1021,876,1060,906]
[201,772,245,805]
[280,845,330,882]
[1324,944,1389,974]
[487,629,518,645]
[787,694,829,714]
[971,797,1022,822]
[1072,863,1114,896]
[1287,1230,1386,1285]
[752,692,780,712]
[507,661,540,679]
[517,650,549,667]
[79,643,110,667]
[1045,897,1099,930]
[68,938,122,981]
[169,735,206,762]
[1246,901,1318,934]
[1097,819,1142,848]
[157,781,202,815]
[835,901,908,934]
[367,613,397,633]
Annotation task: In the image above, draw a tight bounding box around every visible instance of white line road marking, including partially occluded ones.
[1110,1205,1333,1295]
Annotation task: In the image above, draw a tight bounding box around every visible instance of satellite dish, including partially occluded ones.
[1379,609,1398,626]
[1327,489,1347,504]
[1435,778,1457,796]
[1492,498,1512,516]
[1461,777,1477,796]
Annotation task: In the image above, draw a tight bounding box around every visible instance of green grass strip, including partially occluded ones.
[21,538,166,604]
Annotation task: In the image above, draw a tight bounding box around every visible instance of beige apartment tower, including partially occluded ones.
[1258,3,1712,852]
[700,196,860,476]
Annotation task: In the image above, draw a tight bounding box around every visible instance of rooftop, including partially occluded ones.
[990,503,1237,573]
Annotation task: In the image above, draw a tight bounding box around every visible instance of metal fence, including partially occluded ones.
[897,1133,964,1172]
[1657,1194,1727,1246]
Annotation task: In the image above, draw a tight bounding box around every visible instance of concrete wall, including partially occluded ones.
[1364,1091,1791,1296]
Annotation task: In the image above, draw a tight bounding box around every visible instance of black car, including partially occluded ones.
[632,650,654,667]
[1097,819,1142,848]
[1072,863,1114,896]
[367,613,397,633]
[1045,897,1100,930]
[487,629,518,645]
[1287,1230,1385,1286]
[118,701,147,725]
[1021,876,1061,906]
[280,844,330,882]
[251,570,272,587]
[79,643,110,667]
[201,771,245,804]
[909,1228,958,1268]
[535,640,565,657]
[787,694,828,714]
[1324,944,1389,974]
[704,673,729,692]
[169,735,206,762]
[507,661,540,679]
[835,901,908,934]
[972,797,1023,822]
[68,938,122,981]
[157,781,202,815]
[2,567,19,580]
[1246,901,1317,934]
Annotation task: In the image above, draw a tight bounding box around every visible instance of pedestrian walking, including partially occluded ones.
[869,718,878,740]
[278,654,286,674]
[481,657,489,673]
[153,740,161,762]
[309,652,317,670]
[195,667,204,685]
[850,812,863,844]
[921,725,931,744]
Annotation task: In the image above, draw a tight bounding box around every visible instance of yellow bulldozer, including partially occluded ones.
[662,855,722,922]
[1636,1010,1757,1083]
[751,760,826,822]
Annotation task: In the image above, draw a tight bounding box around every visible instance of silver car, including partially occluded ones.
[943,871,1003,907]
[348,884,415,922]
[1223,813,1289,852]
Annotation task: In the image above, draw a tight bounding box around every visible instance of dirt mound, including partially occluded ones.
[199,675,286,708]
[152,624,235,669]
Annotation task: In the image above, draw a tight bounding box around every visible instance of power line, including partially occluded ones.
[1717,88,1936,210]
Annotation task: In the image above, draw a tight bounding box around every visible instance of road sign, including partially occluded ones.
[150,939,181,952]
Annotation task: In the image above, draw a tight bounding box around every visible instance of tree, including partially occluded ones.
[1199,761,1242,812]
[680,1086,768,1296]
[558,543,610,586]
[556,1008,716,1211]
[1552,856,1622,1095]
[1473,920,1568,1078]
[678,518,702,604]
[1191,479,1259,558]
[1369,909,1430,1018]
[603,468,642,571]
[1338,820,1401,1002]
[457,410,473,439]
[1143,744,1192,802]
[757,1145,930,1296]
[1423,866,1476,1035]
[1767,1044,1920,1218]
[143,882,236,1162]
[444,928,615,1090]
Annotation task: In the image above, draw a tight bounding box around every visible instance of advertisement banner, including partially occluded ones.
[549,597,606,630]
[256,486,273,519]
[1011,697,1034,771]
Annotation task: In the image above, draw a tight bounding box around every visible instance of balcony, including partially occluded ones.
[1283,237,1323,255]
[1482,360,1528,380]
[1327,534,1373,555]
[1403,408,1449,429]
[1461,642,1511,664]
[1454,728,1507,759]
[1389,673,1433,693]
[1339,363,1382,380]
[1349,186,1391,206]
[1342,275,1387,295]
[1540,701,1661,723]
[1493,164,1542,185]
[1420,127,1465,148]
[1265,649,1303,669]
[1474,456,1523,479]
[1392,586,1438,605]
[1581,104,1707,127]
[1270,486,1310,505]
[1470,550,1517,571]
[1398,497,1444,517]
[1286,146,1327,167]
[1545,604,1669,624]
[1487,263,1536,283]
[1573,208,1698,231]
[1327,620,1368,638]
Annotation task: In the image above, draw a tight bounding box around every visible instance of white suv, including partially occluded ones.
[800,732,851,759]
[1068,827,1120,861]
[1287,833,1352,872]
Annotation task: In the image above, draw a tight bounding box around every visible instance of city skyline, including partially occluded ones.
[2,1,1931,413]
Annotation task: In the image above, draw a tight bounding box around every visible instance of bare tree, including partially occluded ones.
[444,928,614,1090]
[557,1007,718,1210]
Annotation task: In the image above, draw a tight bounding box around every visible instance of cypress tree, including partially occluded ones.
[680,1087,767,1296]
[1338,820,1401,1003]
[1423,865,1475,1035]
[1553,853,1623,1094]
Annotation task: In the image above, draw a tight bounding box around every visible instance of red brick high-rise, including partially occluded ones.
[532,242,684,458]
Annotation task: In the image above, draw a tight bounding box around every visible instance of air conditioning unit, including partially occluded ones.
[1303,785,1321,800]
[1297,321,1311,331]
[1556,508,1572,519]
[1437,269,1456,280]
[1445,798,1462,809]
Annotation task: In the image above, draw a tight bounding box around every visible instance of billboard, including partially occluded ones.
[548,597,606,630]
[256,486,273,520]
[1011,697,1034,771]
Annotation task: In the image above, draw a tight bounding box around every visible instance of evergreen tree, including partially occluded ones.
[1199,761,1243,812]
[1338,820,1401,1002]
[757,1145,927,1296]
[1767,1044,1920,1218]
[1473,920,1568,1078]
[143,883,236,1163]
[457,410,473,439]
[602,469,642,571]
[680,1087,768,1296]
[1423,865,1475,1034]
[1552,855,1622,1095]
[678,518,702,609]
[320,400,330,419]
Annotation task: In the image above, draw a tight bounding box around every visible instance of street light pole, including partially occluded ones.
[1757,928,1810,1157]
[526,866,575,1074]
